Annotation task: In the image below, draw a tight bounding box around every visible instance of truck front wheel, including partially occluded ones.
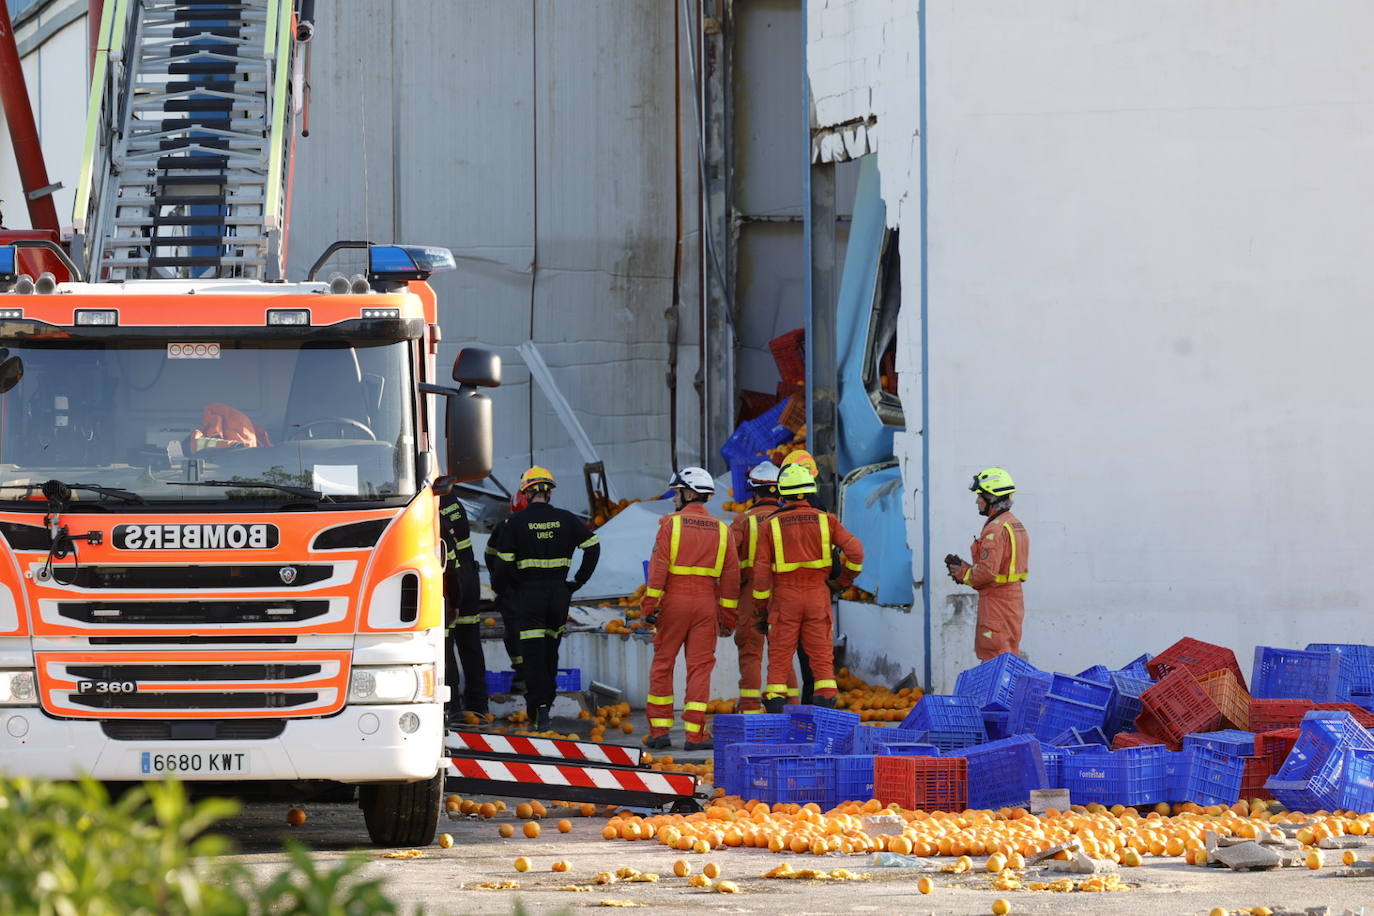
[358,772,442,847]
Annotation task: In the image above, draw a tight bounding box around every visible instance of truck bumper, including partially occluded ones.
[0,704,443,782]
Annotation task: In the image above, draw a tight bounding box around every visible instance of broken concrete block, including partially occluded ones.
[862,815,905,836]
[1047,851,1117,875]
[1317,836,1373,849]
[1277,821,1316,838]
[1024,840,1079,865]
[1209,841,1284,871]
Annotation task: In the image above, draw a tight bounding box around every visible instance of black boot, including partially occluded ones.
[645,734,671,750]
[813,696,837,709]
[763,696,785,714]
[535,705,552,732]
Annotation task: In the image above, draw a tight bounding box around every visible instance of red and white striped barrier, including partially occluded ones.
[445,729,641,768]
[446,756,697,798]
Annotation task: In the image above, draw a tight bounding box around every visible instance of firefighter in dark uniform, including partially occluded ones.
[440,488,487,727]
[484,489,528,693]
[491,466,601,731]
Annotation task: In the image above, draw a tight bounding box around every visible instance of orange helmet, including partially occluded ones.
[519,466,556,494]
[780,449,818,478]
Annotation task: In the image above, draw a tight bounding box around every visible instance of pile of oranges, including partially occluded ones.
[642,752,713,779]
[597,794,1374,869]
[578,702,634,743]
[835,669,924,722]
[590,495,639,529]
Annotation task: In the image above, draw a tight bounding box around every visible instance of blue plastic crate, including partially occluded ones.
[720,400,795,499]
[1040,744,1065,788]
[1107,673,1152,735]
[719,742,818,799]
[713,713,793,750]
[1115,654,1154,681]
[1065,746,1170,807]
[953,735,1048,809]
[1172,747,1245,805]
[1266,711,1374,811]
[1077,665,1114,685]
[555,668,582,692]
[954,652,1042,712]
[1050,726,1108,748]
[1035,696,1109,742]
[877,742,940,756]
[1048,673,1116,709]
[751,756,832,806]
[1338,747,1374,813]
[785,705,861,754]
[1252,647,1343,701]
[485,670,515,693]
[832,755,876,806]
[851,724,928,755]
[983,710,1010,741]
[1008,671,1052,736]
[902,695,985,733]
[1183,730,1258,758]
[1307,643,1374,698]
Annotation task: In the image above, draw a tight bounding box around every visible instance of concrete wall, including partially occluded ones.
[810,0,1374,690]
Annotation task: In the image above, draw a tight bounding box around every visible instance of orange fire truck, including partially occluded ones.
[0,0,497,845]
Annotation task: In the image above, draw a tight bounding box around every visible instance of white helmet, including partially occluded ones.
[748,461,780,486]
[669,466,715,495]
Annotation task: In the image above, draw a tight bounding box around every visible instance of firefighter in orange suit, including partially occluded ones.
[946,467,1029,661]
[642,467,741,750]
[752,464,864,713]
[730,461,798,712]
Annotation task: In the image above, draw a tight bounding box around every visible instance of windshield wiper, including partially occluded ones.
[167,480,329,502]
[0,481,146,505]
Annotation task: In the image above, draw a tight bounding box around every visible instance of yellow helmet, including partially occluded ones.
[777,463,817,497]
[519,466,556,493]
[970,467,1015,498]
[780,448,818,478]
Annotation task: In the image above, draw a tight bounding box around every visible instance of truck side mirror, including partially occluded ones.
[445,388,493,484]
[453,348,501,388]
[0,352,22,395]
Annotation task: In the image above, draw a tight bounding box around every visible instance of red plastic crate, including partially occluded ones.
[1313,702,1374,730]
[737,390,781,424]
[1148,637,1248,691]
[1256,728,1301,773]
[1136,670,1223,747]
[1111,731,1165,750]
[769,328,806,389]
[1249,698,1315,733]
[1198,669,1251,731]
[874,755,967,812]
[1240,755,1273,801]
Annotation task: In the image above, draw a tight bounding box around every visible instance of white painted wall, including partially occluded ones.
[811,0,1374,690]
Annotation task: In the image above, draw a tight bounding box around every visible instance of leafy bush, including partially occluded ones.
[0,778,412,915]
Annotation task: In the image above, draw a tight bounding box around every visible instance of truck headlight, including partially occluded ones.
[0,670,36,706]
[348,665,435,704]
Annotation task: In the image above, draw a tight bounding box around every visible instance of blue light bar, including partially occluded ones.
[0,247,14,279]
[367,245,457,281]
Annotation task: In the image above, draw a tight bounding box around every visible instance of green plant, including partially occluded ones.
[0,778,415,916]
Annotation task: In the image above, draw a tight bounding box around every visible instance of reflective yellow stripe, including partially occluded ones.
[453,537,473,551]
[842,558,862,572]
[961,567,972,585]
[647,694,674,705]
[495,551,515,562]
[453,615,481,624]
[684,702,708,713]
[765,684,788,696]
[485,544,499,556]
[649,718,675,728]
[742,708,765,713]
[752,589,771,601]
[814,679,837,690]
[683,721,702,732]
[520,629,548,640]
[993,521,1028,583]
[719,598,738,609]
[645,586,665,599]
[787,687,801,697]
[769,514,831,572]
[517,557,571,569]
[740,514,759,569]
[511,656,523,664]
[579,535,600,549]
[739,689,761,698]
[667,515,730,577]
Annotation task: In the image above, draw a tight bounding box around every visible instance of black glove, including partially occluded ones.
[755,613,769,635]
[944,553,964,567]
[566,580,582,594]
[644,612,658,627]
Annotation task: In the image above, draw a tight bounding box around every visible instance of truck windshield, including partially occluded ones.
[0,339,418,505]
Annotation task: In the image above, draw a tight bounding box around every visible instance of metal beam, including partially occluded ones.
[806,157,838,509]
[0,0,61,233]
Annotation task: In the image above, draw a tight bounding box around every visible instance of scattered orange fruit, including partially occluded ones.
[992,899,1011,915]
[478,803,497,819]
[917,876,933,894]
[498,824,515,838]
[437,833,454,849]
[515,803,533,820]
[673,859,691,877]
[286,808,306,826]
[557,819,573,833]
[552,860,571,872]
[1306,849,1324,869]
[703,862,721,879]
[444,795,462,813]
[514,857,531,873]
[524,822,542,838]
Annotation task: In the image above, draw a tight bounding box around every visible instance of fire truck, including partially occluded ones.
[0,0,497,845]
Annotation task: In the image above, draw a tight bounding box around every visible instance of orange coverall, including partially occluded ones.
[729,501,798,711]
[751,503,864,703]
[641,502,741,742]
[952,510,1030,660]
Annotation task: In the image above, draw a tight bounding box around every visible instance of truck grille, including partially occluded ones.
[101,719,288,741]
[58,565,335,590]
[57,600,330,626]
[36,650,349,719]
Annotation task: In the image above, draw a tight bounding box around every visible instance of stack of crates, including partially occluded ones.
[785,706,860,754]
[1135,670,1224,748]
[1035,674,1114,742]
[1148,638,1247,691]
[1064,745,1170,807]
[901,696,987,752]
[719,398,796,500]
[952,736,1048,809]
[718,743,816,799]
[1266,711,1374,811]
[712,714,794,796]
[850,724,928,755]
[955,653,1043,742]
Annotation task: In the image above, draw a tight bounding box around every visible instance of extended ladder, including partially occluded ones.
[72,0,301,280]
